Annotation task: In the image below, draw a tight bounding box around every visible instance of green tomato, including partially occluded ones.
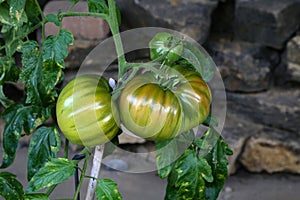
[149,32,183,65]
[119,65,211,140]
[56,75,119,146]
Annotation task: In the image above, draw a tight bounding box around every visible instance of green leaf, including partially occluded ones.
[165,149,213,200]
[0,172,24,200]
[194,128,220,158]
[24,193,50,200]
[9,0,28,26]
[25,0,41,24]
[180,41,215,82]
[163,128,232,200]
[27,126,61,181]
[203,114,218,128]
[46,14,61,26]
[0,85,14,108]
[0,104,50,168]
[0,3,11,25]
[149,32,183,65]
[87,0,109,14]
[156,130,194,179]
[42,29,73,68]
[0,56,20,84]
[156,141,174,179]
[20,39,66,105]
[20,40,43,105]
[2,22,31,56]
[95,178,122,200]
[41,60,64,103]
[203,129,233,200]
[26,158,76,193]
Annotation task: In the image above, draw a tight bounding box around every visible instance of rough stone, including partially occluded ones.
[116,0,218,43]
[222,112,262,174]
[205,39,279,92]
[65,40,99,69]
[286,63,300,83]
[227,88,300,134]
[103,158,129,171]
[234,0,300,49]
[286,35,300,82]
[210,0,235,39]
[287,35,300,64]
[239,127,300,173]
[118,125,146,144]
[43,1,110,40]
[118,133,146,144]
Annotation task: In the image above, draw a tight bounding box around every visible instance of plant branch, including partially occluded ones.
[107,0,127,79]
[59,12,108,20]
[34,0,46,42]
[64,138,69,158]
[74,151,90,200]
[44,147,90,198]
[59,1,127,78]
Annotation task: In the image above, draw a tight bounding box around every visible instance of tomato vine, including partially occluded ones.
[0,0,232,200]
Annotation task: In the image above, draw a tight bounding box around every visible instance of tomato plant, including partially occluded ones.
[0,0,232,199]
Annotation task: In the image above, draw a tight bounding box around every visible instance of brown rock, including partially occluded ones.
[43,1,110,40]
[287,35,300,64]
[222,112,261,174]
[118,134,146,144]
[286,62,300,82]
[286,35,300,82]
[240,128,300,173]
[119,125,146,144]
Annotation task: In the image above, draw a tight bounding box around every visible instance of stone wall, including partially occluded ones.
[1,0,299,174]
[115,0,300,174]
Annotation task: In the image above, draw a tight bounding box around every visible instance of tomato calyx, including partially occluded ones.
[112,62,185,100]
[137,63,188,91]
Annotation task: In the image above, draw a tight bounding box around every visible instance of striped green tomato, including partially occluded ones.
[119,65,211,140]
[56,75,119,146]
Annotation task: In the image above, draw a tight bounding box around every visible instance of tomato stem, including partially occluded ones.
[107,0,127,79]
[59,12,108,20]
[73,150,90,200]
[59,0,127,79]
[64,138,69,159]
[34,0,46,42]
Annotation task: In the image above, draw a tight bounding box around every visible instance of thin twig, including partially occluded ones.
[74,152,90,200]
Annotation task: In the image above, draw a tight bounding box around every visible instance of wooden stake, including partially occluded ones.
[85,145,105,200]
